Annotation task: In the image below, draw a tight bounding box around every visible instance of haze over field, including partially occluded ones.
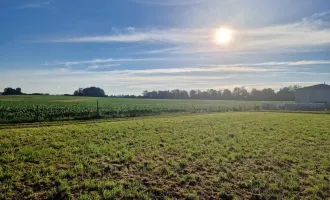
[1,0,330,95]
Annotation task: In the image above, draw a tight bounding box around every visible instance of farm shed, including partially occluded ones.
[295,84,330,107]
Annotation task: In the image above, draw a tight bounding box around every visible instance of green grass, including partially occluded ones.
[0,95,290,123]
[1,112,329,199]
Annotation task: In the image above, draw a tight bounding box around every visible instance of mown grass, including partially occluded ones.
[1,112,330,199]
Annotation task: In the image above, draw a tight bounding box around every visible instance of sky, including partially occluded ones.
[1,0,330,95]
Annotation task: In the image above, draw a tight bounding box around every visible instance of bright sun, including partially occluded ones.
[216,28,233,45]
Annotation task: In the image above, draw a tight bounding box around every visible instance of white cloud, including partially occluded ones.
[301,11,330,28]
[119,66,277,75]
[39,59,330,76]
[2,60,329,95]
[285,60,330,66]
[45,57,166,66]
[126,27,136,32]
[131,0,206,6]
[110,59,330,75]
[17,1,50,9]
[211,60,330,67]
[24,65,275,77]
[137,47,182,54]
[47,57,330,71]
[87,64,121,70]
[50,28,208,44]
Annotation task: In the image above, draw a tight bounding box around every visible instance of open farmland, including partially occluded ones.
[0,95,289,123]
[1,112,330,199]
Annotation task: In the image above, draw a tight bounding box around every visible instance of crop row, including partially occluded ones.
[0,104,261,123]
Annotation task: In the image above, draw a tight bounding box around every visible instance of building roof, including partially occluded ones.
[296,84,330,91]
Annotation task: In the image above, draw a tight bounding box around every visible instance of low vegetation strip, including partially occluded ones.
[1,112,329,199]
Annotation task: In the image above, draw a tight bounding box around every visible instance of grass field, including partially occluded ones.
[1,112,329,199]
[0,95,288,123]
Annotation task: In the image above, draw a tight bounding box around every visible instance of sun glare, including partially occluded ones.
[216,28,233,45]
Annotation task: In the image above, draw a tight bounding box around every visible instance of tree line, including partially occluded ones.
[73,87,106,97]
[2,87,23,95]
[140,85,300,101]
[1,87,105,97]
[1,87,50,96]
[2,85,300,101]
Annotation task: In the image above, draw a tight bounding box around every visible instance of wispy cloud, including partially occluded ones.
[17,1,50,9]
[3,60,329,94]
[137,47,182,54]
[50,11,330,54]
[119,66,277,75]
[114,59,330,75]
[43,59,330,75]
[283,60,330,66]
[35,65,277,77]
[131,0,206,6]
[131,0,237,6]
[87,64,121,70]
[239,60,330,67]
[50,28,208,44]
[45,57,166,67]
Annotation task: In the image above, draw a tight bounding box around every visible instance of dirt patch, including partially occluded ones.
[49,99,90,103]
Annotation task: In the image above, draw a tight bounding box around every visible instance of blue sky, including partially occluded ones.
[1,0,330,95]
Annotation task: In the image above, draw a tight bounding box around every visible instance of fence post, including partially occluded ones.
[96,100,100,117]
[36,105,39,121]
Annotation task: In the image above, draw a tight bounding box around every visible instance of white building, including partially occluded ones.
[295,84,330,108]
